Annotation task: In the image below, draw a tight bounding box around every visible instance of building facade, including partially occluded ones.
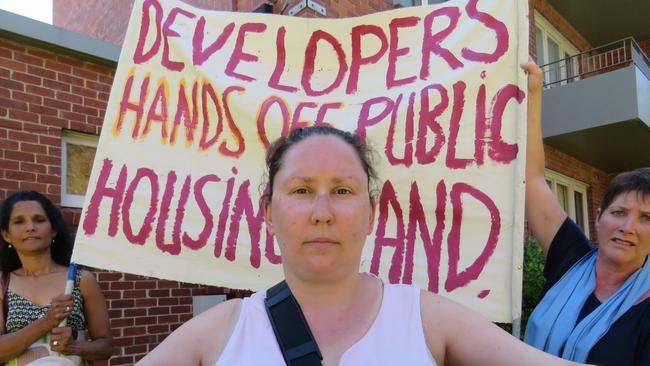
[1,0,648,364]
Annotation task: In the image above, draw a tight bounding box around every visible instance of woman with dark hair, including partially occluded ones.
[0,190,113,364]
[139,65,585,365]
[523,62,649,365]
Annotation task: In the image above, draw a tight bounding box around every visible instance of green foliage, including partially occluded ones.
[521,236,546,338]
[496,236,546,338]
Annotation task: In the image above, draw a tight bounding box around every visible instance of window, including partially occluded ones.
[193,295,227,316]
[534,12,579,86]
[61,131,99,208]
[393,0,447,6]
[545,169,589,233]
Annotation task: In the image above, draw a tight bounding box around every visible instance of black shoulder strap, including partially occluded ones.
[264,280,323,366]
[2,271,9,321]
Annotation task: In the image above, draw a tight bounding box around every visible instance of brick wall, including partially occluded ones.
[53,0,236,46]
[544,145,612,241]
[531,0,591,52]
[0,38,110,203]
[53,0,395,47]
[99,271,250,365]
[277,0,394,18]
[638,38,650,58]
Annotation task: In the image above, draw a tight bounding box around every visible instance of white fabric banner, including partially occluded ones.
[74,0,529,322]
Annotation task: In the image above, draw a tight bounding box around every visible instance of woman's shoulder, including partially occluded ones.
[202,298,243,321]
[419,290,469,322]
[180,298,243,336]
[419,291,469,364]
[137,298,243,365]
[77,269,99,290]
[77,268,93,280]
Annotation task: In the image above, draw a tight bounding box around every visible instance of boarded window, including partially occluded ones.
[62,131,99,207]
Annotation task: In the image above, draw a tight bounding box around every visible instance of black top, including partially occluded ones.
[540,218,650,366]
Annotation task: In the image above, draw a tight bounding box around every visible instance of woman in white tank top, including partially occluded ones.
[138,63,586,366]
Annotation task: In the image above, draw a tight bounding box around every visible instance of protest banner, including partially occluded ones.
[73,0,529,322]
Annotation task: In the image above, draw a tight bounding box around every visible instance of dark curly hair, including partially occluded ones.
[261,125,379,204]
[0,190,73,272]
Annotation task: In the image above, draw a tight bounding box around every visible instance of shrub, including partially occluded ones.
[521,236,546,338]
[496,236,546,338]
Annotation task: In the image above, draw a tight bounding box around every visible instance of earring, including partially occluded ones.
[7,243,12,249]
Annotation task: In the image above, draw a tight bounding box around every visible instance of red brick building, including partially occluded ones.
[1,0,648,364]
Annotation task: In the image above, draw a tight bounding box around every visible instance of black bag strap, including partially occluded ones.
[264,280,323,366]
[2,271,9,321]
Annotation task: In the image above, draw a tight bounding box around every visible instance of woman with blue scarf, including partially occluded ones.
[523,62,650,365]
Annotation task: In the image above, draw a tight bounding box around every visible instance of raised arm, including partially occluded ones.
[522,61,567,254]
[421,291,586,366]
[136,298,241,366]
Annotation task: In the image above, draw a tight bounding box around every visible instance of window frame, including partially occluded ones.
[544,169,590,234]
[393,0,447,6]
[534,11,579,86]
[61,131,99,208]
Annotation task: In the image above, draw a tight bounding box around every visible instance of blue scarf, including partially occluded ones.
[524,249,650,362]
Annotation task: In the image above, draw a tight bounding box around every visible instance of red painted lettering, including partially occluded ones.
[225,180,263,268]
[183,174,220,250]
[356,96,394,141]
[420,6,463,79]
[461,0,508,63]
[488,84,523,164]
[133,0,162,64]
[225,22,266,82]
[155,172,191,255]
[142,81,169,142]
[387,16,419,89]
[302,30,348,97]
[268,27,298,93]
[82,159,127,237]
[314,102,342,126]
[161,7,196,71]
[214,173,236,258]
[171,80,198,145]
[113,72,150,139]
[445,182,500,292]
[199,82,224,150]
[415,84,447,164]
[445,81,473,169]
[474,80,487,166]
[192,19,234,66]
[291,102,318,130]
[347,25,388,94]
[370,180,405,284]
[256,96,290,149]
[221,85,246,157]
[122,168,159,245]
[385,92,415,167]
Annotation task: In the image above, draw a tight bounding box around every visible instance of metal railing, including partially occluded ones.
[540,37,650,88]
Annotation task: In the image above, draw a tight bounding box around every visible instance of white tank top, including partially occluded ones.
[216,282,436,365]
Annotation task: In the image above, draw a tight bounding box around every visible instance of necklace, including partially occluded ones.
[15,267,66,277]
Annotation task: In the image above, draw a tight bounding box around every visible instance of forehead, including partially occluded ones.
[611,191,650,208]
[278,135,366,179]
[10,200,47,217]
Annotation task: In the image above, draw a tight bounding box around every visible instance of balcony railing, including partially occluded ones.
[540,37,650,88]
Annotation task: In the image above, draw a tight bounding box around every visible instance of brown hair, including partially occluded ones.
[261,126,379,203]
[599,167,650,217]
